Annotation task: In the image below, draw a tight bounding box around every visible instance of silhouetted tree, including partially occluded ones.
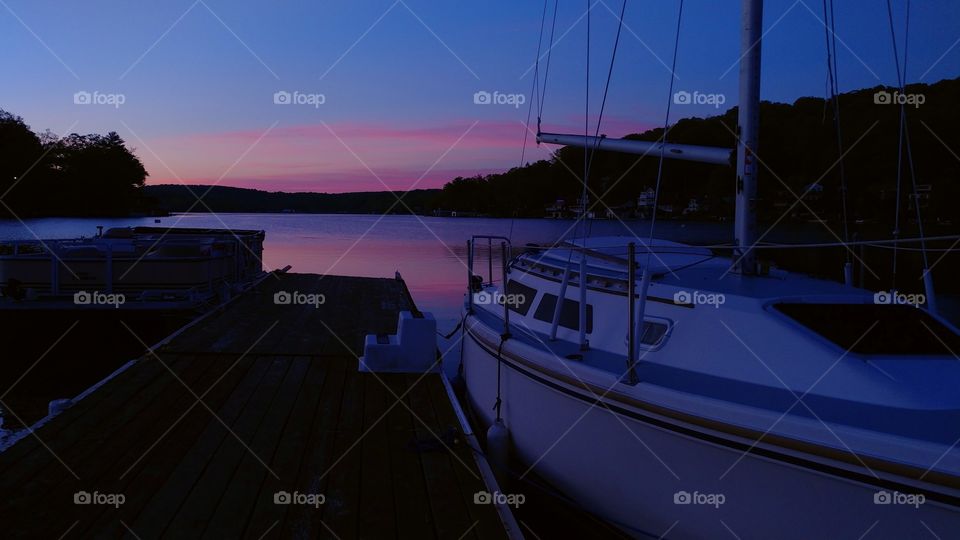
[0,110,43,217]
[0,109,148,217]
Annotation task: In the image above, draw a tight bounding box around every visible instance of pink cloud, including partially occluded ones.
[141,117,652,193]
[175,120,534,148]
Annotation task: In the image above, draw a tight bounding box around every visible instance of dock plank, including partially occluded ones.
[1,355,204,524]
[129,354,276,535]
[280,359,348,539]
[384,376,436,539]
[358,373,398,538]
[202,356,311,539]
[80,353,259,538]
[315,352,365,539]
[406,373,480,539]
[160,356,292,538]
[242,355,331,538]
[19,354,224,539]
[0,355,173,476]
[426,374,506,540]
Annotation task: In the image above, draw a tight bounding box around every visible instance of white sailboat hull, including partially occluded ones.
[462,322,960,539]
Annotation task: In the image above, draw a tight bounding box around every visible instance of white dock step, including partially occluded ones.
[359,311,438,373]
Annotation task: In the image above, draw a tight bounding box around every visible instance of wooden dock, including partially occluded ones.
[0,273,511,539]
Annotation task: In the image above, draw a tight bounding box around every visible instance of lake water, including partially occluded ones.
[0,213,743,329]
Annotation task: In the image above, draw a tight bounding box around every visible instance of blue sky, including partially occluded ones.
[1,0,957,191]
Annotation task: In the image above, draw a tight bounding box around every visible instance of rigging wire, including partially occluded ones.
[519,0,551,170]
[538,0,561,131]
[575,0,626,241]
[536,0,627,327]
[643,0,685,258]
[887,0,905,288]
[555,1,595,276]
[578,0,591,243]
[584,0,628,238]
[626,0,683,363]
[534,0,560,247]
[514,0,552,244]
[885,0,932,294]
[821,0,851,261]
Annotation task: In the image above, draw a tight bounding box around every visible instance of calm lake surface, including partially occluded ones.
[0,213,746,326]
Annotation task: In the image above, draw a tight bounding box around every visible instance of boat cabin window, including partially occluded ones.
[773,303,960,355]
[533,294,594,333]
[505,280,537,316]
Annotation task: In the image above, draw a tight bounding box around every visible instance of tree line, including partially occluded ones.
[144,184,440,215]
[435,77,960,231]
[0,110,148,217]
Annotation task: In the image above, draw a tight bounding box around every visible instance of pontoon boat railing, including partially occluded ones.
[0,235,263,300]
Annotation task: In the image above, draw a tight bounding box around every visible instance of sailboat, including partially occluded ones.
[459,0,960,537]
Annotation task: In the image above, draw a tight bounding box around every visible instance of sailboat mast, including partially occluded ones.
[734,0,763,275]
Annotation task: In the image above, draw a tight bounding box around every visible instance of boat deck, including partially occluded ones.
[0,273,507,539]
